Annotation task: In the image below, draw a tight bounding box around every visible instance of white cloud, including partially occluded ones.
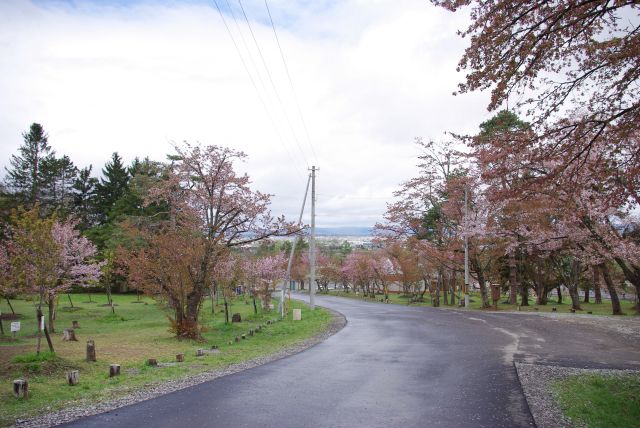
[0,0,491,227]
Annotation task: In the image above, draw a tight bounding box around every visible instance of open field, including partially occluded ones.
[0,293,332,426]
[553,372,640,428]
[323,289,639,316]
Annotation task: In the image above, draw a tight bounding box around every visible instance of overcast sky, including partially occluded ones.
[0,0,492,227]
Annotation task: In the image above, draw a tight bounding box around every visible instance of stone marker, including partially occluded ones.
[249,330,254,336]
[66,370,79,386]
[109,364,120,377]
[63,328,78,341]
[231,313,242,323]
[196,349,205,357]
[13,379,28,398]
[72,320,80,329]
[176,353,185,362]
[293,309,302,321]
[86,340,96,362]
[147,358,158,366]
[234,336,240,342]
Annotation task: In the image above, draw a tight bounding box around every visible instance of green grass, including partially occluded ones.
[324,289,639,316]
[0,293,332,426]
[553,373,640,428]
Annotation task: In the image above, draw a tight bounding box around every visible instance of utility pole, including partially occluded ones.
[282,173,311,318]
[309,166,317,310]
[464,186,470,308]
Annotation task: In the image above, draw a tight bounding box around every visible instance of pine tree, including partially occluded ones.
[73,165,98,230]
[43,155,78,212]
[95,152,129,222]
[4,123,55,205]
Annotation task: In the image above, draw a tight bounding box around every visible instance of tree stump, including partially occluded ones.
[147,358,158,366]
[63,328,78,341]
[13,379,28,398]
[66,370,79,386]
[176,353,184,362]
[72,320,80,329]
[196,349,205,357]
[231,313,242,323]
[86,340,96,362]
[109,364,120,377]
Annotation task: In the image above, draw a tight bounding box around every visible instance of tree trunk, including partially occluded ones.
[48,299,56,333]
[520,285,529,306]
[472,256,490,309]
[67,293,74,308]
[253,296,258,315]
[223,295,229,324]
[568,284,582,311]
[6,298,16,314]
[35,307,42,355]
[613,258,640,313]
[433,269,442,307]
[599,263,622,315]
[508,253,519,305]
[593,267,603,304]
[556,286,563,304]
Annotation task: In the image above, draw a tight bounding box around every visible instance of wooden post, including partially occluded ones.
[86,340,96,362]
[109,364,120,377]
[63,328,78,341]
[66,370,79,386]
[72,320,80,329]
[176,353,184,362]
[147,358,158,366]
[13,379,28,398]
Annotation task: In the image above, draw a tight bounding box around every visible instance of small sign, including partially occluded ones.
[11,322,21,333]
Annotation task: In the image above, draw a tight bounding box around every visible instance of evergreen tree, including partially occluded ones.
[73,165,98,230]
[94,152,129,222]
[5,123,55,205]
[43,155,78,212]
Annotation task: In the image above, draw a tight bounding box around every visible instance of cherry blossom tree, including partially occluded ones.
[128,143,295,337]
[254,253,286,310]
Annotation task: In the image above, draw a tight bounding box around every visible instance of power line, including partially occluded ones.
[237,0,310,167]
[212,0,305,179]
[263,0,319,165]
[223,0,308,170]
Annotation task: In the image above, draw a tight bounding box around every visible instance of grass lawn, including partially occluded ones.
[0,293,332,427]
[324,289,639,316]
[553,373,640,428]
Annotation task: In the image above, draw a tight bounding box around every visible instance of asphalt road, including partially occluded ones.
[62,295,640,428]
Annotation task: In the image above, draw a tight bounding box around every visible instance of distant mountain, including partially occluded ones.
[315,227,373,236]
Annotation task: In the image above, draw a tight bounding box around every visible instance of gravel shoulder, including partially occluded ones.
[13,307,346,428]
[516,363,640,428]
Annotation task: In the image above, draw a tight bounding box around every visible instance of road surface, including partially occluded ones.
[62,294,640,428]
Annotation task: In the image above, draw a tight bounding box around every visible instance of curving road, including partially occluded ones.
[62,295,640,428]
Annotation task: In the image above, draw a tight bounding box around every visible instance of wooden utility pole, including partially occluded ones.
[309,166,317,310]
[464,186,470,308]
[282,173,311,318]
